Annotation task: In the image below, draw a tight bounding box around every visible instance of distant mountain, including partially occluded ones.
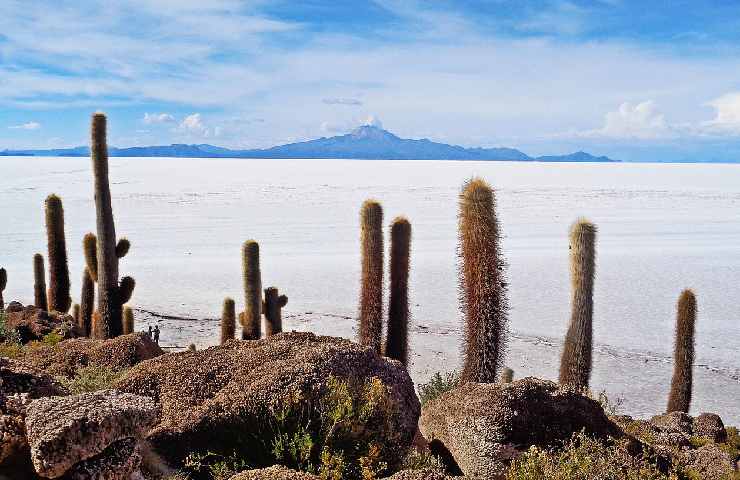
[1,125,619,162]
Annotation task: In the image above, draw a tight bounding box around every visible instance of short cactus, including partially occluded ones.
[79,268,95,337]
[459,179,509,383]
[0,267,6,310]
[188,344,196,351]
[33,254,48,311]
[241,240,262,340]
[384,216,411,365]
[115,238,130,258]
[358,200,384,354]
[559,219,597,391]
[263,287,287,336]
[45,194,71,313]
[221,297,236,344]
[83,233,98,282]
[667,289,697,413]
[72,304,80,324]
[122,306,134,335]
[500,367,514,383]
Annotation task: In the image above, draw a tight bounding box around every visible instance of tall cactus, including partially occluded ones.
[263,287,288,336]
[221,297,236,344]
[45,194,71,313]
[359,200,384,354]
[559,219,597,390]
[0,267,6,311]
[122,306,134,335]
[241,240,262,340]
[90,113,134,338]
[459,178,509,383]
[667,289,697,413]
[33,254,48,311]
[384,216,411,365]
[79,268,95,337]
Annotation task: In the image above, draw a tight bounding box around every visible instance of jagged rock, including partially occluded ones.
[229,465,319,479]
[3,301,24,313]
[0,357,68,398]
[682,443,736,480]
[61,437,142,480]
[693,413,727,443]
[650,411,693,435]
[25,390,158,478]
[116,332,420,472]
[419,378,620,478]
[19,332,163,378]
[3,304,81,344]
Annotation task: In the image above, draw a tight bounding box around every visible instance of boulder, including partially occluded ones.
[682,443,736,480]
[25,390,158,478]
[419,378,620,478]
[0,357,68,398]
[115,332,420,473]
[60,437,142,480]
[650,411,693,436]
[382,469,468,479]
[19,332,163,378]
[3,304,80,344]
[693,413,727,443]
[0,397,27,466]
[229,465,320,479]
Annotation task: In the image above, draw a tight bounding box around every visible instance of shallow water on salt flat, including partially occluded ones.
[1,157,738,423]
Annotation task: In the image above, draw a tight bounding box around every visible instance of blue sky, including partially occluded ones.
[2,0,740,161]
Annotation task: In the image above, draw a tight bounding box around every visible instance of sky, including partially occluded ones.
[2,0,740,161]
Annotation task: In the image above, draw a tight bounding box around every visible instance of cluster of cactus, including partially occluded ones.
[0,267,6,310]
[45,194,71,313]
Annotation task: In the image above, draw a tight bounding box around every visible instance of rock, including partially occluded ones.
[419,378,620,478]
[0,357,68,398]
[25,390,158,478]
[3,301,24,313]
[650,411,693,436]
[3,304,81,344]
[682,443,735,480]
[229,465,320,479]
[60,437,142,480]
[382,469,468,479]
[693,413,727,443]
[116,332,420,472]
[0,402,27,465]
[19,332,163,378]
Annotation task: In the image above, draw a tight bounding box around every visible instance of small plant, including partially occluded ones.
[45,194,71,313]
[41,331,63,346]
[384,216,411,365]
[666,289,696,413]
[417,371,460,407]
[184,451,250,480]
[58,365,128,393]
[401,449,445,473]
[0,311,22,357]
[595,390,624,416]
[358,200,384,354]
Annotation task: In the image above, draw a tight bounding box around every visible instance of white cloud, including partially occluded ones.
[143,112,175,124]
[322,98,363,106]
[8,121,41,130]
[363,115,383,129]
[175,113,222,139]
[577,101,673,140]
[702,92,740,134]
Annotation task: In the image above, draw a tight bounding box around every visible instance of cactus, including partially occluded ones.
[45,194,71,313]
[500,367,514,384]
[115,238,130,258]
[91,113,134,337]
[83,233,98,282]
[263,287,287,336]
[33,254,48,311]
[241,240,262,340]
[79,268,95,337]
[90,311,104,340]
[667,289,697,413]
[358,200,384,353]
[384,216,411,365]
[0,267,6,310]
[72,304,80,323]
[559,218,597,391]
[188,344,196,351]
[221,297,236,344]
[122,306,135,335]
[459,179,509,383]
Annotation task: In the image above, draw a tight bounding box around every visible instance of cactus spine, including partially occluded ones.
[459,179,509,383]
[33,254,48,311]
[45,194,71,313]
[500,367,514,384]
[221,297,236,344]
[263,287,287,336]
[123,306,134,335]
[241,240,262,340]
[79,268,95,337]
[559,218,597,390]
[667,289,697,413]
[358,200,384,353]
[384,216,411,365]
[91,113,134,338]
[0,268,6,310]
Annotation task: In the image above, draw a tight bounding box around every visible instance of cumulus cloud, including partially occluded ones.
[143,112,175,124]
[322,97,363,106]
[363,115,383,129]
[578,101,672,139]
[702,92,740,135]
[175,113,222,138]
[8,121,41,130]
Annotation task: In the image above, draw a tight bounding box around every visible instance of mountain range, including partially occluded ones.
[1,125,618,162]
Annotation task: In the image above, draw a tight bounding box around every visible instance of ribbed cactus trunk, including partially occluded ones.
[384,216,411,365]
[459,179,509,383]
[559,219,597,391]
[45,195,71,313]
[0,268,6,311]
[500,367,514,384]
[221,297,236,344]
[264,287,288,336]
[33,254,48,311]
[241,240,262,340]
[83,233,98,282]
[79,268,95,337]
[667,289,697,413]
[122,306,134,335]
[91,113,126,338]
[359,200,384,353]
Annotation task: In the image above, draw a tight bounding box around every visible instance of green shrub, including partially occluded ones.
[58,365,128,393]
[41,331,63,346]
[417,371,459,407]
[594,390,624,416]
[0,312,22,357]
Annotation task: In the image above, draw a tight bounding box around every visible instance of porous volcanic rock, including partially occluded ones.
[693,413,727,443]
[25,390,158,478]
[3,304,80,344]
[19,332,163,378]
[229,465,320,479]
[682,443,736,479]
[115,332,420,470]
[60,437,142,480]
[650,411,693,436]
[0,357,68,398]
[382,469,471,479]
[419,377,620,478]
